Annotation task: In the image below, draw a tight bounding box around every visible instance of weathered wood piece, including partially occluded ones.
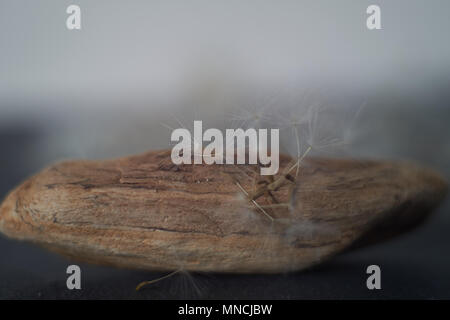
[0,150,447,273]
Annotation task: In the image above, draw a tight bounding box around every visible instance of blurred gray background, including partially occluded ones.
[0,0,449,299]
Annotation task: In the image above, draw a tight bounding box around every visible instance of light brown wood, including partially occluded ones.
[0,150,447,273]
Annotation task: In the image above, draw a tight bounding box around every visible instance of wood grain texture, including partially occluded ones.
[0,150,447,273]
